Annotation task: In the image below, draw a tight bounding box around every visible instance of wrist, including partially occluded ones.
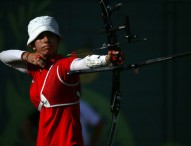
[22,52,30,62]
[105,55,111,63]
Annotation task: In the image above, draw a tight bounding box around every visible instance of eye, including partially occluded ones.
[46,32,57,38]
[36,31,58,41]
[36,33,45,40]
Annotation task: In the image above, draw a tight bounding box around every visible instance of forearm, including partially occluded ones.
[70,55,109,71]
[0,50,25,63]
[0,50,28,73]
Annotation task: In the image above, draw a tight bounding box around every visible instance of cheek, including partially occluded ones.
[34,41,44,51]
[34,41,40,47]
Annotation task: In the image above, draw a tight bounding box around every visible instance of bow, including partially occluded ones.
[99,1,124,146]
[68,0,191,146]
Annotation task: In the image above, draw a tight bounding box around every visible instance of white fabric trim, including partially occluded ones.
[57,65,80,86]
[40,93,50,107]
[40,65,53,94]
[38,95,80,111]
[38,64,80,110]
[38,101,44,111]
[39,65,53,108]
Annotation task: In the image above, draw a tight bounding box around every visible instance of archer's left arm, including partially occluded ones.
[70,54,109,71]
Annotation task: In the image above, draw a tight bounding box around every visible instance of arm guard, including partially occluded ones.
[70,55,108,71]
[85,55,107,68]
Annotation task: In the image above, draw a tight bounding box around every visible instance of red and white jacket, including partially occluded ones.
[0,50,107,110]
[0,49,108,146]
[28,55,81,110]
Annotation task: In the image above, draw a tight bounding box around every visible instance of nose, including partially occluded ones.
[42,35,50,43]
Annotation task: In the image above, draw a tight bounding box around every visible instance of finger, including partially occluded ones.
[34,55,46,68]
[36,54,41,59]
[36,54,46,61]
[110,50,119,54]
[37,59,46,68]
[40,54,47,61]
[37,58,46,68]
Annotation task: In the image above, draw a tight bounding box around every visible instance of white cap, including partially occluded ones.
[27,16,62,47]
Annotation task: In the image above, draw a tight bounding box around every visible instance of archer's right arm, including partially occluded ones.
[0,49,46,73]
[0,50,28,73]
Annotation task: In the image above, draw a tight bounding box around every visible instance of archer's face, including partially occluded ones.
[33,31,59,56]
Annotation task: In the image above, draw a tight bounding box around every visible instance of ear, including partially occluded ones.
[30,42,35,50]
[30,44,36,51]
[32,47,36,51]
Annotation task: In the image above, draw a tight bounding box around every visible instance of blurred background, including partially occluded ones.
[0,0,191,146]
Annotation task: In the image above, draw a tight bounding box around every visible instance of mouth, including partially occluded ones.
[43,45,51,49]
[41,45,56,55]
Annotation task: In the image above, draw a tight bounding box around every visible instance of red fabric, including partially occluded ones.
[27,55,83,146]
[41,58,81,106]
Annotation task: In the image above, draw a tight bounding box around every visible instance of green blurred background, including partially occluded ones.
[0,0,191,146]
